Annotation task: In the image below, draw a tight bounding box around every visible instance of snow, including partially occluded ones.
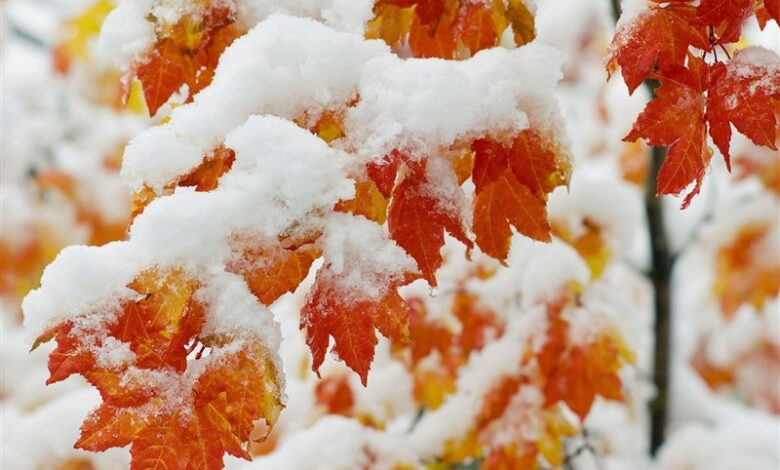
[346,44,567,163]
[321,214,416,301]
[0,389,129,470]
[521,243,590,308]
[22,243,140,340]
[657,421,780,470]
[7,0,779,468]
[614,0,650,33]
[98,0,155,69]
[549,175,643,256]
[121,14,388,191]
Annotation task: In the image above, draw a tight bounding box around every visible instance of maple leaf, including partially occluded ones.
[482,443,539,470]
[707,49,780,166]
[713,224,780,317]
[300,264,413,385]
[77,344,281,470]
[388,167,472,287]
[408,10,458,59]
[694,0,753,44]
[537,310,633,420]
[179,145,236,191]
[476,375,525,429]
[607,2,709,93]
[131,145,237,221]
[756,0,780,28]
[625,59,712,208]
[136,37,198,117]
[366,149,425,198]
[552,218,611,279]
[35,269,283,470]
[473,168,550,260]
[366,3,416,47]
[505,0,536,47]
[451,291,505,356]
[735,149,780,195]
[400,297,453,366]
[335,178,389,224]
[412,367,457,409]
[134,5,242,116]
[369,0,534,59]
[453,1,502,56]
[227,242,321,306]
[471,130,568,261]
[314,374,355,416]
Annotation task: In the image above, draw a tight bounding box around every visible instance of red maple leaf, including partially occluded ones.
[694,0,753,44]
[388,166,472,287]
[707,49,780,166]
[608,2,709,94]
[625,57,713,207]
[300,264,413,385]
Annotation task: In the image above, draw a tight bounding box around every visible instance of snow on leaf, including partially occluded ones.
[301,264,413,385]
[607,2,709,94]
[707,48,780,166]
[388,165,472,287]
[228,242,321,306]
[35,269,283,470]
[134,5,242,116]
[537,307,634,421]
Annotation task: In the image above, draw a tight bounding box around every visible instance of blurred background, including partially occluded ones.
[1,0,778,468]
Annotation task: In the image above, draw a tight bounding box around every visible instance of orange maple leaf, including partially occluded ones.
[134,5,242,116]
[471,131,567,261]
[694,0,753,44]
[315,374,356,416]
[35,269,283,470]
[228,242,321,306]
[301,265,413,385]
[537,310,633,420]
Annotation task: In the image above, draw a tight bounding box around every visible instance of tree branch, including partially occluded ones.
[608,0,673,455]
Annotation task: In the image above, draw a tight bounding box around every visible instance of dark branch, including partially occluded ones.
[608,0,673,455]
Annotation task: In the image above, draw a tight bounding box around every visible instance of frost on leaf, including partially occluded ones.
[388,162,472,286]
[707,49,780,166]
[607,1,708,94]
[301,264,414,385]
[33,269,283,470]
